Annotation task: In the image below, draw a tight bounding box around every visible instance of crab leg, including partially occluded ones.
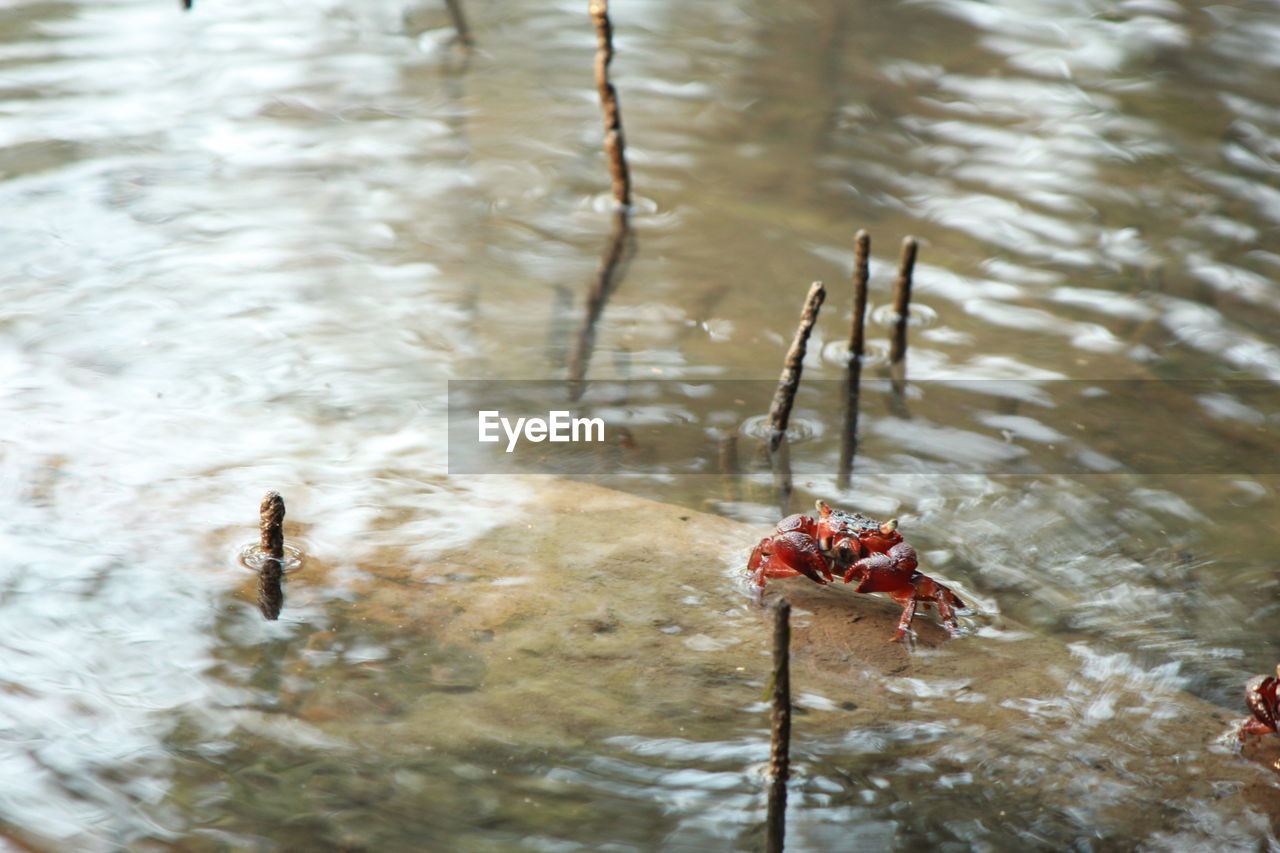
[888,587,918,642]
[915,576,964,636]
[1242,718,1278,737]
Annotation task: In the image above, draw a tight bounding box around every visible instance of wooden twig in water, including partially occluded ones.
[258,491,285,621]
[590,0,631,208]
[767,281,825,451]
[888,236,918,366]
[848,229,871,360]
[260,491,285,560]
[766,599,792,853]
[443,0,473,46]
[567,1,634,394]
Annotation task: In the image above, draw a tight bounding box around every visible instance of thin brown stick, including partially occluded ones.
[258,491,285,621]
[767,281,825,451]
[259,491,285,562]
[766,599,792,853]
[590,1,631,208]
[838,232,871,487]
[848,229,871,360]
[443,0,473,46]
[888,236,918,366]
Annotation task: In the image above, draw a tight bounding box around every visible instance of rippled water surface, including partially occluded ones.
[2,0,1279,849]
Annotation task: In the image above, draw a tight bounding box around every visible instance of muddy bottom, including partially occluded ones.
[200,477,1280,850]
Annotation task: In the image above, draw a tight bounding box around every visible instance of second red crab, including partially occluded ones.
[1241,664,1279,741]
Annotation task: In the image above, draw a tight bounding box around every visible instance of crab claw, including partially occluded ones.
[752,531,832,586]
[777,532,832,585]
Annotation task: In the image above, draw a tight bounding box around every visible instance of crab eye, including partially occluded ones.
[880,518,899,534]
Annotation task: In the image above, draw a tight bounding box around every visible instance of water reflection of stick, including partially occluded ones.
[719,428,739,471]
[766,599,792,853]
[590,0,631,208]
[839,231,871,488]
[567,208,633,399]
[838,356,863,491]
[717,429,742,506]
[888,236,917,366]
[443,0,473,46]
[258,491,285,621]
[769,436,793,519]
[258,564,283,622]
[767,281,825,451]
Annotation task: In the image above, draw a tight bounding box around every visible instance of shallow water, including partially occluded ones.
[1,0,1278,849]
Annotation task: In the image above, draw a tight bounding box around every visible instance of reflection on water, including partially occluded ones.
[1,0,1278,848]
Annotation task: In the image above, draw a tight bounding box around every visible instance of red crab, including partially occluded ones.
[1240,665,1279,740]
[748,501,965,642]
